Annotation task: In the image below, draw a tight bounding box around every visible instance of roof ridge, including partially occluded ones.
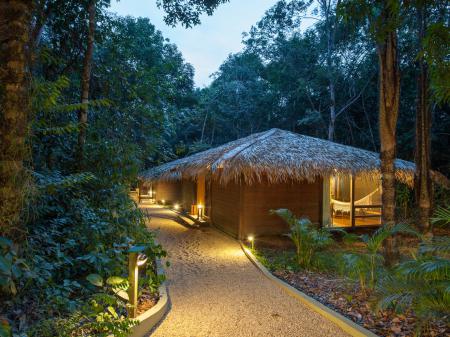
[211,128,278,170]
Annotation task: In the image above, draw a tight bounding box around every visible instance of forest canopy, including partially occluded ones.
[0,0,448,336]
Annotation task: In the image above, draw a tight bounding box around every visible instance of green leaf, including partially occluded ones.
[0,320,12,337]
[0,256,11,274]
[106,276,126,285]
[107,306,118,319]
[86,273,103,287]
[0,237,12,249]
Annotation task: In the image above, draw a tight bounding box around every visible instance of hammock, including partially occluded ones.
[331,188,380,213]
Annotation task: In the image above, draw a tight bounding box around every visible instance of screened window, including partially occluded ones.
[329,175,381,228]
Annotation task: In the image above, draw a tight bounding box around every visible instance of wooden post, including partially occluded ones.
[128,252,138,318]
[350,175,355,228]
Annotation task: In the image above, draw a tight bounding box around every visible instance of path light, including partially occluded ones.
[161,199,165,205]
[174,203,180,210]
[128,246,148,318]
[197,204,203,220]
[248,235,255,250]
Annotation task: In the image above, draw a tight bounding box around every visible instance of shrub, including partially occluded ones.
[341,223,419,293]
[272,209,334,269]
[376,207,450,334]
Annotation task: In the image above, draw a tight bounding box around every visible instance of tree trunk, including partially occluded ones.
[328,81,336,141]
[414,4,432,234]
[76,0,96,166]
[0,0,33,239]
[377,21,400,266]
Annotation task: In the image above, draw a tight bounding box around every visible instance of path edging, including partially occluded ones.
[239,242,378,337]
[128,260,170,337]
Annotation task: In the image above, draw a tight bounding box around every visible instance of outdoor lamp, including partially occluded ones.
[174,203,180,210]
[161,199,165,205]
[197,204,203,219]
[248,235,255,250]
[128,248,148,318]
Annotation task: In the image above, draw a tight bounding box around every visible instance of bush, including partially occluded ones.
[376,207,450,334]
[272,209,334,269]
[341,223,418,293]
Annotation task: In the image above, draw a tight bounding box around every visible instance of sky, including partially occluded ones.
[108,0,282,87]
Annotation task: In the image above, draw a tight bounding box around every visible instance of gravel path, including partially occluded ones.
[143,205,349,337]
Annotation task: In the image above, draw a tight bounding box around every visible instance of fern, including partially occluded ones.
[376,209,450,333]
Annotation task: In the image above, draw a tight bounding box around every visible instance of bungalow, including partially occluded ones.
[139,128,416,239]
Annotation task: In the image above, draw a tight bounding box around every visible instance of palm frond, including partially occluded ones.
[419,236,450,256]
[431,206,450,227]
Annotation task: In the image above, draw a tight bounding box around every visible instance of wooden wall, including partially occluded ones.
[181,179,196,211]
[240,178,322,238]
[154,181,181,204]
[211,180,241,237]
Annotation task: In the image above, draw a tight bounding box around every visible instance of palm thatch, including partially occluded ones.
[140,128,416,186]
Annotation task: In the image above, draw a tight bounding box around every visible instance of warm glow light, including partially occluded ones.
[248,235,255,250]
[136,254,148,267]
[197,204,203,209]
[161,199,165,204]
[174,203,180,210]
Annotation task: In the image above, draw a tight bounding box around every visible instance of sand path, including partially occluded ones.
[143,205,349,337]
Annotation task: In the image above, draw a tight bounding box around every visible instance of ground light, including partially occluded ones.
[128,248,148,318]
[197,204,203,220]
[248,235,255,250]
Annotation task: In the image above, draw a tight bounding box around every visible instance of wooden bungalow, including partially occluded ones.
[139,128,416,239]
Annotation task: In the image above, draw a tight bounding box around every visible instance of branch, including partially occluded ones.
[335,75,374,118]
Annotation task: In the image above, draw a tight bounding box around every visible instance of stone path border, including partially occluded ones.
[239,243,378,337]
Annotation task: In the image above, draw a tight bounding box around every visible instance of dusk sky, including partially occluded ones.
[109,0,282,87]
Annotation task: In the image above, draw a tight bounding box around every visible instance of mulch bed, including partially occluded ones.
[271,268,449,337]
[136,290,159,316]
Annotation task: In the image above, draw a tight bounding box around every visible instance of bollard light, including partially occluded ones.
[197,204,203,220]
[128,246,148,318]
[248,235,255,250]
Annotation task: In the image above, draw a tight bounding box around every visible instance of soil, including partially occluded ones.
[136,290,159,316]
[258,245,449,337]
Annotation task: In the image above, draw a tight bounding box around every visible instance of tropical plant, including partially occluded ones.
[342,223,419,293]
[272,209,334,269]
[81,273,136,337]
[0,237,29,296]
[376,207,450,334]
[431,205,450,227]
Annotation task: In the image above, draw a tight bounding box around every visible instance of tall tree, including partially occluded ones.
[414,1,432,234]
[76,0,96,165]
[0,0,33,239]
[340,0,402,265]
[377,1,401,264]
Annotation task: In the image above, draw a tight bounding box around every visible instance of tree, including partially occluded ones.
[77,0,97,165]
[339,0,402,265]
[377,1,401,265]
[0,0,33,239]
[156,0,230,27]
[414,1,432,234]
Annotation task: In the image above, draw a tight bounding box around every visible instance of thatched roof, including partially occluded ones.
[140,128,416,185]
